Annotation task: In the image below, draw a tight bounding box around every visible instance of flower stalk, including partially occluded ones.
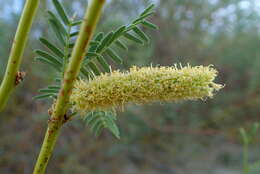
[0,0,40,112]
[33,0,106,173]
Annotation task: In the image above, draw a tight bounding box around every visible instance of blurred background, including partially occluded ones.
[1,0,260,173]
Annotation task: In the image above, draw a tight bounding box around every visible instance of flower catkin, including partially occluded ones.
[71,65,223,113]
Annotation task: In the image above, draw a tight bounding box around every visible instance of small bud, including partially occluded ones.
[15,71,26,86]
[48,108,53,116]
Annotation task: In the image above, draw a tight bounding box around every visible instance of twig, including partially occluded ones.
[33,0,106,173]
[0,0,40,111]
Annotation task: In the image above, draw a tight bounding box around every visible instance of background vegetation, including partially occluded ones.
[1,0,260,173]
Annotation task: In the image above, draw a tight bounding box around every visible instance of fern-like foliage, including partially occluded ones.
[83,110,120,139]
[34,0,157,138]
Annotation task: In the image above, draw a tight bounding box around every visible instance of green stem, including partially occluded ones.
[0,0,40,112]
[33,0,106,173]
[63,24,72,77]
[243,142,249,174]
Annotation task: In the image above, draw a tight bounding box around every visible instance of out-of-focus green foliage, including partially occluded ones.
[1,0,260,173]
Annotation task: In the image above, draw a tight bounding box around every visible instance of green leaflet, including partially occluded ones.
[123,32,143,44]
[48,19,66,45]
[132,26,150,42]
[114,40,128,51]
[140,4,156,16]
[96,55,110,72]
[94,32,104,41]
[39,38,64,58]
[47,10,67,36]
[88,32,104,53]
[133,12,154,24]
[106,48,123,64]
[80,67,91,79]
[141,20,158,30]
[83,111,120,139]
[96,32,114,53]
[87,62,101,76]
[52,0,70,25]
[71,20,82,26]
[46,85,60,90]
[86,52,99,59]
[110,26,126,43]
[70,31,79,37]
[35,57,61,72]
[33,94,55,100]
[35,49,62,66]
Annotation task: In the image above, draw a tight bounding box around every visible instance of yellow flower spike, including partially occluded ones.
[71,65,223,113]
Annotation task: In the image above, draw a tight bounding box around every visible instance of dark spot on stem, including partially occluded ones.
[61,90,65,96]
[65,79,71,84]
[85,25,92,33]
[80,55,84,60]
[48,130,54,134]
[80,26,92,52]
[68,89,72,95]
